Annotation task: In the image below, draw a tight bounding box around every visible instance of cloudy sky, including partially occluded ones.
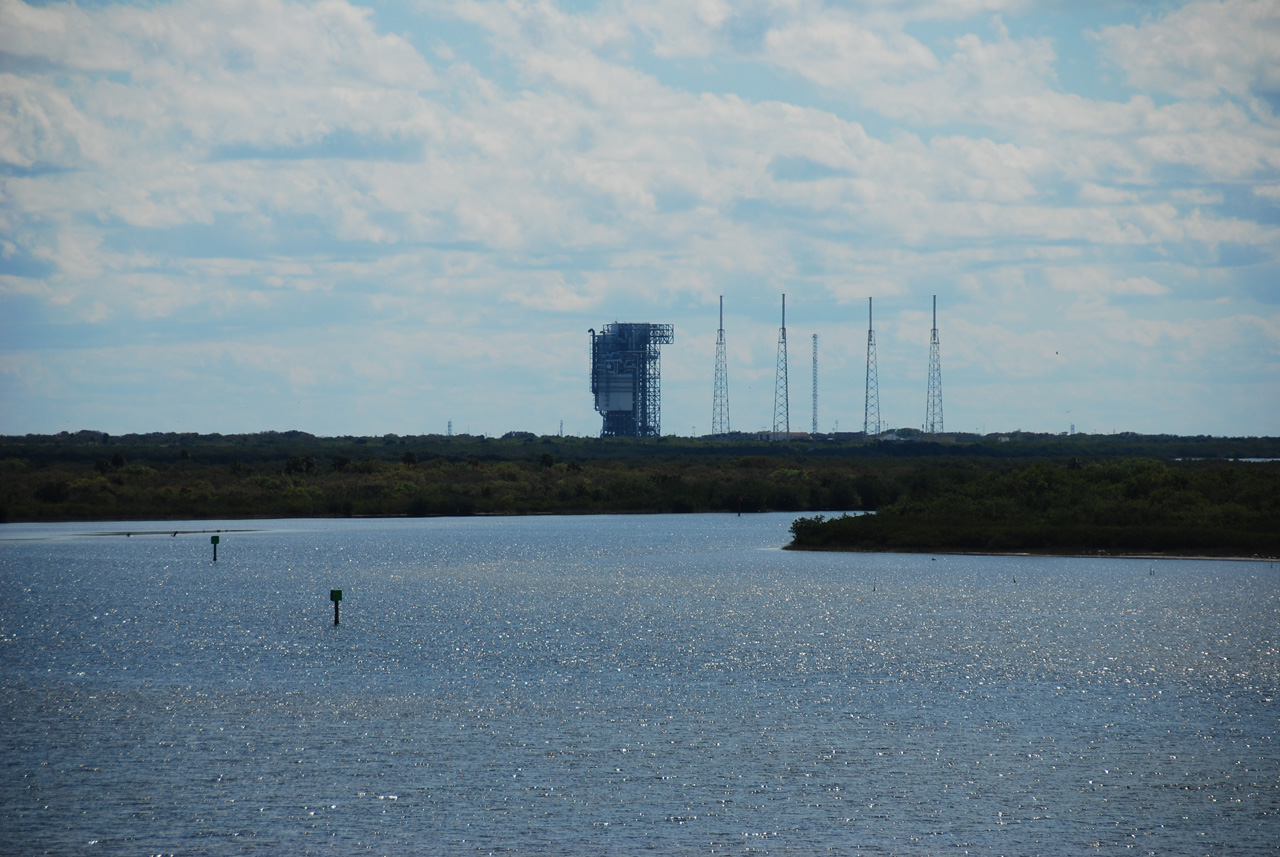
[2,0,1278,438]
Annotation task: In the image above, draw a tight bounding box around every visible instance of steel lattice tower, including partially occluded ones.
[712,296,730,437]
[590,322,674,437]
[864,297,881,437]
[925,295,944,434]
[773,294,789,435]
[811,333,819,436]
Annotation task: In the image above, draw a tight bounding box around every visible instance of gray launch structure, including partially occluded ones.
[589,322,675,437]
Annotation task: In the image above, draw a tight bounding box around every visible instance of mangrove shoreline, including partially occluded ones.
[3,430,1278,562]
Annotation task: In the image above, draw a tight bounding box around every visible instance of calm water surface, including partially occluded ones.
[1,514,1277,855]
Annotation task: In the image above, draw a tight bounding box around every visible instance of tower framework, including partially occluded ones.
[811,333,819,436]
[773,294,789,435]
[590,322,674,437]
[925,295,943,434]
[712,296,730,437]
[864,297,881,436]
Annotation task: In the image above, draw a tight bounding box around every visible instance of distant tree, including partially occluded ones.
[331,455,351,473]
[539,453,554,468]
[94,459,110,475]
[34,481,70,503]
[285,455,316,475]
[111,452,126,469]
[402,451,418,467]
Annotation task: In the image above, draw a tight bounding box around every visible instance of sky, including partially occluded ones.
[2,0,1278,439]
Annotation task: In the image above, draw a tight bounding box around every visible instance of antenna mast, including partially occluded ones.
[712,296,730,437]
[864,297,881,437]
[925,295,944,434]
[811,333,819,436]
[773,294,789,435]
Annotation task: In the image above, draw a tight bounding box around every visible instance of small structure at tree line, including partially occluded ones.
[589,322,674,437]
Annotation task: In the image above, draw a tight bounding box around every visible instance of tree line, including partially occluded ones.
[788,457,1280,558]
[3,430,1278,529]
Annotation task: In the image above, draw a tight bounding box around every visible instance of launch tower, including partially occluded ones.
[590,322,674,438]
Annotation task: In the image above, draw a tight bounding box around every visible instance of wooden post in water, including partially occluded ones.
[330,589,342,626]
[211,535,219,562]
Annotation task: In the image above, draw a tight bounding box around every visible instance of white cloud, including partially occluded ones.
[1096,0,1280,102]
[1046,267,1168,297]
[763,16,940,88]
[1079,183,1137,204]
[3,0,439,167]
[0,74,109,170]
[1,0,1276,436]
[618,0,734,58]
[945,317,1068,378]
[0,0,134,72]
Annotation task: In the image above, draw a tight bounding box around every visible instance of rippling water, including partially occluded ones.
[2,514,1277,855]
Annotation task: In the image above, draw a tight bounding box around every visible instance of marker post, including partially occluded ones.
[330,589,342,626]
[211,535,219,562]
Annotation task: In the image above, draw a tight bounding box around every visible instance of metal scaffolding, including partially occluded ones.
[925,295,944,434]
[589,322,674,438]
[811,333,819,436]
[773,294,789,435]
[864,297,882,436]
[712,296,730,437]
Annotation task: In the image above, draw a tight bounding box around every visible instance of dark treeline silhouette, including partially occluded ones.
[3,429,1278,528]
[788,457,1280,558]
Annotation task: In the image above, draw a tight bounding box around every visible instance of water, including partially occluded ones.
[2,514,1277,855]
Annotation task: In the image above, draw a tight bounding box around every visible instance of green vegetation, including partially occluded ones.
[3,430,1278,542]
[1,430,861,521]
[788,458,1280,558]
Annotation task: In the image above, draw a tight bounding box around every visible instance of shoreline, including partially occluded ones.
[3,514,1274,564]
[0,508,778,527]
[785,544,1279,562]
